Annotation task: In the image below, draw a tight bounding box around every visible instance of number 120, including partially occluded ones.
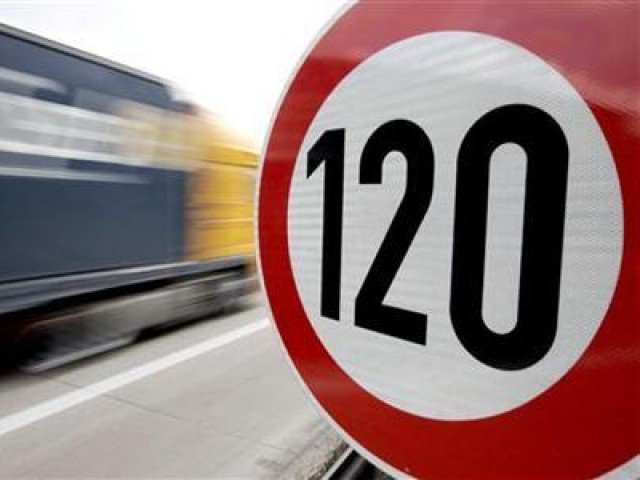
[306,104,568,371]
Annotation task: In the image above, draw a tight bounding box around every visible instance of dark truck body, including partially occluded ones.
[0,24,253,369]
[0,24,186,283]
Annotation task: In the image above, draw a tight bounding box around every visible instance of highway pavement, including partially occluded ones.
[0,299,344,478]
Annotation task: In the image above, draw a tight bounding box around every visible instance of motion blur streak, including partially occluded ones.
[0,318,269,437]
[0,24,259,370]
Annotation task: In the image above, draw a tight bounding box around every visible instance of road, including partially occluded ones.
[0,300,344,478]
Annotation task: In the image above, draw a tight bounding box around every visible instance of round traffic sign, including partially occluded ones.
[257,2,639,477]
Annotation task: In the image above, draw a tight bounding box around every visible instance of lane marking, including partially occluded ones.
[0,318,270,437]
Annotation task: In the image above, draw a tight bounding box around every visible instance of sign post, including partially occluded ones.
[257,2,639,477]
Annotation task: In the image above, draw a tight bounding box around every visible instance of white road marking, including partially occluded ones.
[0,318,270,437]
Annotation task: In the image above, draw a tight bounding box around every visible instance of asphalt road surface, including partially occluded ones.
[0,300,344,478]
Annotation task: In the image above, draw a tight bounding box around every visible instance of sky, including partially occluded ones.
[0,0,348,146]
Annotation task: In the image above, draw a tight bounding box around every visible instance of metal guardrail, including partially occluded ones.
[323,448,391,480]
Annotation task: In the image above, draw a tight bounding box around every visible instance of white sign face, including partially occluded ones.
[287,31,622,420]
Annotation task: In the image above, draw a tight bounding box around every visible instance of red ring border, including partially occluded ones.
[258,2,639,477]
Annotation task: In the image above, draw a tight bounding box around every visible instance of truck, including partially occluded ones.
[0,23,257,371]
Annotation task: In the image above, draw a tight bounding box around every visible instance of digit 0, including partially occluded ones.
[450,104,569,370]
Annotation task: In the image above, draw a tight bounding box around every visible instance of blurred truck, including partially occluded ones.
[0,23,258,370]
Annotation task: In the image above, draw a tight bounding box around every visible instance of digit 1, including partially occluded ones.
[307,129,345,320]
[450,104,569,370]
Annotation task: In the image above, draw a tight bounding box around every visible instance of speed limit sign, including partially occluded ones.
[257,2,639,477]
